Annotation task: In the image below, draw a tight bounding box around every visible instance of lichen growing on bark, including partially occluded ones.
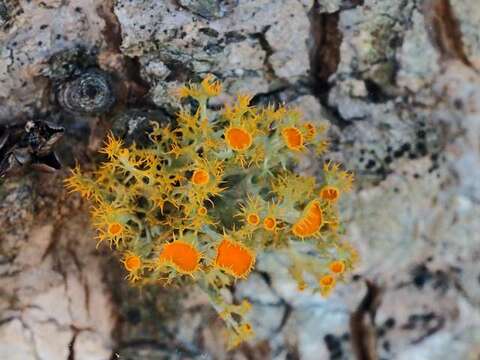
[65,75,357,347]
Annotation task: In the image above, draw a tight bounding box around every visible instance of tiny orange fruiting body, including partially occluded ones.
[243,323,252,331]
[329,260,345,274]
[108,222,123,236]
[197,206,208,216]
[297,281,308,291]
[159,241,201,274]
[320,185,340,202]
[124,254,142,272]
[192,169,210,185]
[214,238,255,278]
[292,200,324,237]
[247,213,260,226]
[282,127,303,150]
[225,127,252,151]
[319,274,335,287]
[263,216,276,231]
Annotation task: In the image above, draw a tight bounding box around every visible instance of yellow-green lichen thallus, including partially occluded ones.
[65,75,357,348]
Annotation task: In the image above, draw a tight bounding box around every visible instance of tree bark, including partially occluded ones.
[1,0,479,359]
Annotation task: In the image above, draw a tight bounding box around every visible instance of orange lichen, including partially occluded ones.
[242,323,253,332]
[192,169,210,185]
[320,186,340,202]
[159,241,201,274]
[282,127,303,150]
[323,161,354,193]
[175,86,192,99]
[319,274,336,297]
[329,260,345,274]
[326,218,340,233]
[247,213,260,226]
[121,251,143,282]
[319,274,335,287]
[201,74,222,97]
[124,254,142,272]
[100,133,124,159]
[175,74,222,99]
[66,75,357,348]
[292,201,324,237]
[197,206,208,216]
[297,281,308,291]
[108,222,123,236]
[214,238,255,278]
[225,127,252,151]
[263,216,276,231]
[64,165,97,200]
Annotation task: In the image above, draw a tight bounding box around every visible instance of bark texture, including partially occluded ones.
[1,0,480,359]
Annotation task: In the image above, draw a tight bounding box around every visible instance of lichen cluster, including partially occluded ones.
[65,75,358,348]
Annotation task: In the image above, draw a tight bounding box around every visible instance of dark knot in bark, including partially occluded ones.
[57,69,116,115]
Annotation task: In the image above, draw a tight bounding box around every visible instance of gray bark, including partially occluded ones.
[0,0,479,359]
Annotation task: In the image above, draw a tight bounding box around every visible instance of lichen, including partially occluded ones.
[65,75,358,348]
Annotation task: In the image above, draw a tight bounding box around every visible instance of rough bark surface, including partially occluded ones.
[1,0,480,359]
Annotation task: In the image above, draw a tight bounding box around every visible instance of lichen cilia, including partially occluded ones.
[64,74,358,349]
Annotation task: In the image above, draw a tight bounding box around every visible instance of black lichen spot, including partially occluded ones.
[352,274,361,281]
[199,27,219,37]
[416,142,427,156]
[393,143,411,158]
[0,2,8,21]
[0,0,16,28]
[453,99,463,109]
[203,43,224,55]
[384,317,395,329]
[416,129,426,139]
[224,30,247,44]
[376,317,395,338]
[376,165,389,178]
[365,159,376,170]
[431,270,449,293]
[56,69,116,115]
[383,340,391,352]
[411,264,433,289]
[409,312,435,324]
[324,334,343,359]
[410,264,450,294]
